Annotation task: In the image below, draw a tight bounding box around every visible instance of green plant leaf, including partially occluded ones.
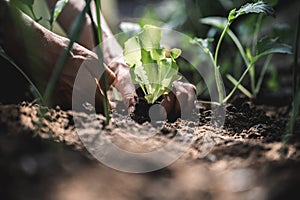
[228,8,237,23]
[256,37,293,59]
[49,0,69,30]
[123,25,181,104]
[124,36,142,67]
[170,48,182,60]
[190,37,214,54]
[159,58,181,88]
[236,0,275,17]
[139,25,162,51]
[132,64,149,86]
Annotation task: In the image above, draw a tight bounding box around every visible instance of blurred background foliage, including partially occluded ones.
[1,0,298,104]
[112,0,298,102]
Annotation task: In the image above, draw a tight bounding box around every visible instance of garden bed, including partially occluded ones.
[1,97,300,199]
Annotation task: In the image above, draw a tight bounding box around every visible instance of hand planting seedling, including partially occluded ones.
[123,25,196,123]
[191,0,292,104]
[124,24,182,104]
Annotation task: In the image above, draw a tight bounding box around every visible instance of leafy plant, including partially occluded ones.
[192,0,292,104]
[123,25,182,104]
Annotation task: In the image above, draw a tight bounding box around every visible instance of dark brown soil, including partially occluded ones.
[1,97,300,200]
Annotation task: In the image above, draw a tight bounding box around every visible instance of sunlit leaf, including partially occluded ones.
[49,0,69,30]
[170,48,182,60]
[123,25,181,104]
[139,25,162,51]
[124,36,142,67]
[236,0,275,17]
[190,37,214,54]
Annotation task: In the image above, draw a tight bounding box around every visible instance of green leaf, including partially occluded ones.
[150,48,165,61]
[256,37,293,59]
[170,48,182,60]
[139,25,162,51]
[228,8,237,23]
[123,25,182,104]
[190,38,214,54]
[49,0,69,30]
[124,36,142,67]
[141,49,159,93]
[131,65,149,86]
[236,0,275,17]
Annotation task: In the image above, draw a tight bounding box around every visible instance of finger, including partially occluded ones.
[173,82,196,117]
[112,64,137,113]
[83,56,116,90]
[181,83,196,112]
[173,81,188,114]
[161,93,176,114]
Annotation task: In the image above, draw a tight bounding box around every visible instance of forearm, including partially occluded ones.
[0,1,99,89]
[0,0,52,89]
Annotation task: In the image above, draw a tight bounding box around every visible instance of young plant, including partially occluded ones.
[123,25,182,104]
[192,0,292,104]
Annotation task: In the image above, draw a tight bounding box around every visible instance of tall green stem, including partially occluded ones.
[254,55,272,96]
[213,22,231,104]
[44,1,91,103]
[227,29,249,66]
[214,22,231,66]
[94,0,110,125]
[223,61,255,103]
[249,14,263,94]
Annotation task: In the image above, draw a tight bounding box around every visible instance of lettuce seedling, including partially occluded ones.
[123,25,182,104]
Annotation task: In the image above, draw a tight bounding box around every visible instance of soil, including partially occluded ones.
[1,96,300,200]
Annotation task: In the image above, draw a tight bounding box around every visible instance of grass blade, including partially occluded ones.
[0,51,44,103]
[49,0,69,31]
[43,0,92,104]
[226,74,252,98]
[94,0,111,125]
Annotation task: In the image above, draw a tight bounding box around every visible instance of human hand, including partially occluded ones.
[109,62,137,114]
[49,42,116,114]
[161,81,196,121]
